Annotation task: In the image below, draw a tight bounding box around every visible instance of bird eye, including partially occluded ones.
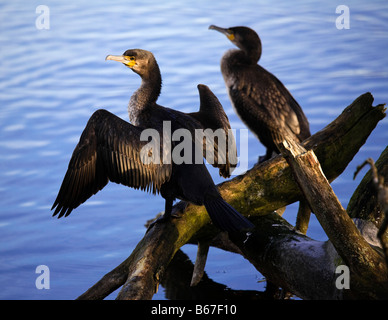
[125,56,135,61]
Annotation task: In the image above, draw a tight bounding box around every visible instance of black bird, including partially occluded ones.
[209,26,312,233]
[209,25,311,162]
[51,49,253,233]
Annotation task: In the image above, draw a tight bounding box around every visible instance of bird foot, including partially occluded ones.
[146,212,181,233]
[258,155,268,164]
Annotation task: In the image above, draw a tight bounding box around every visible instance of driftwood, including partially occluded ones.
[76,93,387,300]
[160,249,269,300]
[257,139,388,299]
[352,153,388,266]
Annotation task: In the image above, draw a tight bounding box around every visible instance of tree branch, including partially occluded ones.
[276,137,388,298]
[352,153,388,266]
[76,93,386,300]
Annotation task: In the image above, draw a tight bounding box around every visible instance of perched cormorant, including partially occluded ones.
[209,25,311,162]
[209,26,312,233]
[51,49,253,233]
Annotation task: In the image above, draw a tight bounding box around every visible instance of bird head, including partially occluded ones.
[209,25,261,61]
[106,49,156,77]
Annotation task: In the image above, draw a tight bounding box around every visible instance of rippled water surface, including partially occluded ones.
[0,0,387,299]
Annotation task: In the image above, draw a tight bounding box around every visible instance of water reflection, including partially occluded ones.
[162,250,268,300]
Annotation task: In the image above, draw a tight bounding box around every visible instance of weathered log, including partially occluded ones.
[203,146,388,299]
[190,240,210,287]
[349,147,388,227]
[76,93,386,300]
[161,249,269,300]
[276,138,387,298]
[350,151,388,265]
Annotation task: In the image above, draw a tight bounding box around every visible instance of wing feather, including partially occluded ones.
[51,109,172,218]
[189,84,238,178]
[229,65,310,143]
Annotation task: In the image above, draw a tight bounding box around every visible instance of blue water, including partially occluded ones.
[0,0,387,299]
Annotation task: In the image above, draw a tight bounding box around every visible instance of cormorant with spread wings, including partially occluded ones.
[51,49,253,233]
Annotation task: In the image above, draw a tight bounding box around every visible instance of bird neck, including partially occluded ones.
[128,64,162,124]
[223,47,261,69]
[241,45,261,64]
[236,37,262,64]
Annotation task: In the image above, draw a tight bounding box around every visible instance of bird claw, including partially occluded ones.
[146,212,181,233]
[258,155,267,163]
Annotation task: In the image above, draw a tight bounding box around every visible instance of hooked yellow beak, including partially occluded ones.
[106,55,136,67]
[209,25,235,41]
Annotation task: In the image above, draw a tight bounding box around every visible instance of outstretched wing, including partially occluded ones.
[189,84,238,178]
[51,109,172,218]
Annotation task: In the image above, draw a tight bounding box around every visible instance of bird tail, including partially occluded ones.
[204,197,254,233]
